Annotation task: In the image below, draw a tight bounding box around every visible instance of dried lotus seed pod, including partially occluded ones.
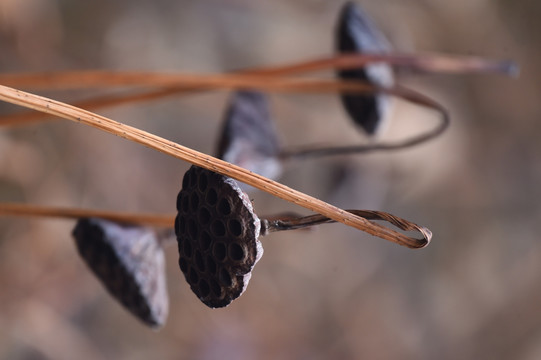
[336,1,394,135]
[175,165,263,308]
[72,218,169,328]
[216,91,282,191]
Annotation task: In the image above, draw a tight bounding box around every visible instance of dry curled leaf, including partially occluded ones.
[72,218,169,328]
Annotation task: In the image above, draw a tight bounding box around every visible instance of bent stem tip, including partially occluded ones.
[260,209,431,249]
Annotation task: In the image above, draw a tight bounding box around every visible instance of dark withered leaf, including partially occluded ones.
[336,1,395,135]
[72,218,169,328]
[216,91,282,190]
[175,165,263,308]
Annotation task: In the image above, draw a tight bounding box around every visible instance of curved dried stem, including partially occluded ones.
[0,80,427,128]
[0,84,430,249]
[257,53,517,77]
[0,89,177,127]
[280,83,449,158]
[261,209,431,249]
[0,53,516,90]
[0,52,515,128]
[0,203,174,227]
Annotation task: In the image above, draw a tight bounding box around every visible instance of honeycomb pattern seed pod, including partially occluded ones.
[72,218,169,328]
[336,1,395,135]
[216,91,282,192]
[175,165,263,308]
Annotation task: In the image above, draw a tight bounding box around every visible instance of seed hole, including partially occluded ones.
[198,207,211,225]
[218,198,231,216]
[188,219,198,240]
[182,196,189,213]
[189,169,197,187]
[206,188,218,206]
[200,231,212,251]
[228,219,243,237]
[176,216,186,235]
[219,268,233,287]
[190,192,200,212]
[179,257,188,273]
[177,235,183,249]
[182,173,190,190]
[213,242,227,261]
[195,251,205,272]
[183,240,193,258]
[177,236,189,252]
[189,268,199,284]
[199,279,210,298]
[206,256,217,275]
[229,242,245,261]
[210,278,222,297]
[211,220,226,237]
[198,172,208,192]
[176,193,183,211]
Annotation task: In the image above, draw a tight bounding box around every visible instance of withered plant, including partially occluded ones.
[0,2,516,328]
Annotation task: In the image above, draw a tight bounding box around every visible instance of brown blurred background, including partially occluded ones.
[0,0,539,359]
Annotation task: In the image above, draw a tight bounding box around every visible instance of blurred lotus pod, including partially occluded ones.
[175,165,263,308]
[336,1,395,135]
[216,91,282,191]
[72,218,169,328]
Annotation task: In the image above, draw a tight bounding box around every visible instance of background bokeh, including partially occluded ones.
[0,0,539,359]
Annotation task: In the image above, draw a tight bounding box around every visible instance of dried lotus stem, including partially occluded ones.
[0,85,425,247]
[0,51,516,126]
[260,209,431,249]
[0,89,179,127]
[280,83,449,159]
[0,203,174,227]
[0,53,516,90]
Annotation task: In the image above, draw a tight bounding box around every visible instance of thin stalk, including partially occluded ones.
[279,84,449,158]
[0,89,176,127]
[0,84,431,249]
[261,209,431,249]
[0,51,513,130]
[0,203,174,227]
[0,79,450,154]
[0,53,516,90]
[0,203,430,249]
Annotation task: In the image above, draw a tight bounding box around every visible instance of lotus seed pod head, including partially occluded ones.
[72,218,169,328]
[216,91,282,192]
[336,1,395,136]
[175,165,263,308]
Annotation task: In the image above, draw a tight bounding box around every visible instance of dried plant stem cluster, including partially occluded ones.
[0,84,431,247]
[0,203,173,227]
[0,48,516,244]
[0,1,518,322]
[0,52,514,128]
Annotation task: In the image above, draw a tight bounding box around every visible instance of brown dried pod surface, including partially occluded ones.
[336,1,394,135]
[216,91,282,189]
[175,165,263,308]
[72,218,169,328]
